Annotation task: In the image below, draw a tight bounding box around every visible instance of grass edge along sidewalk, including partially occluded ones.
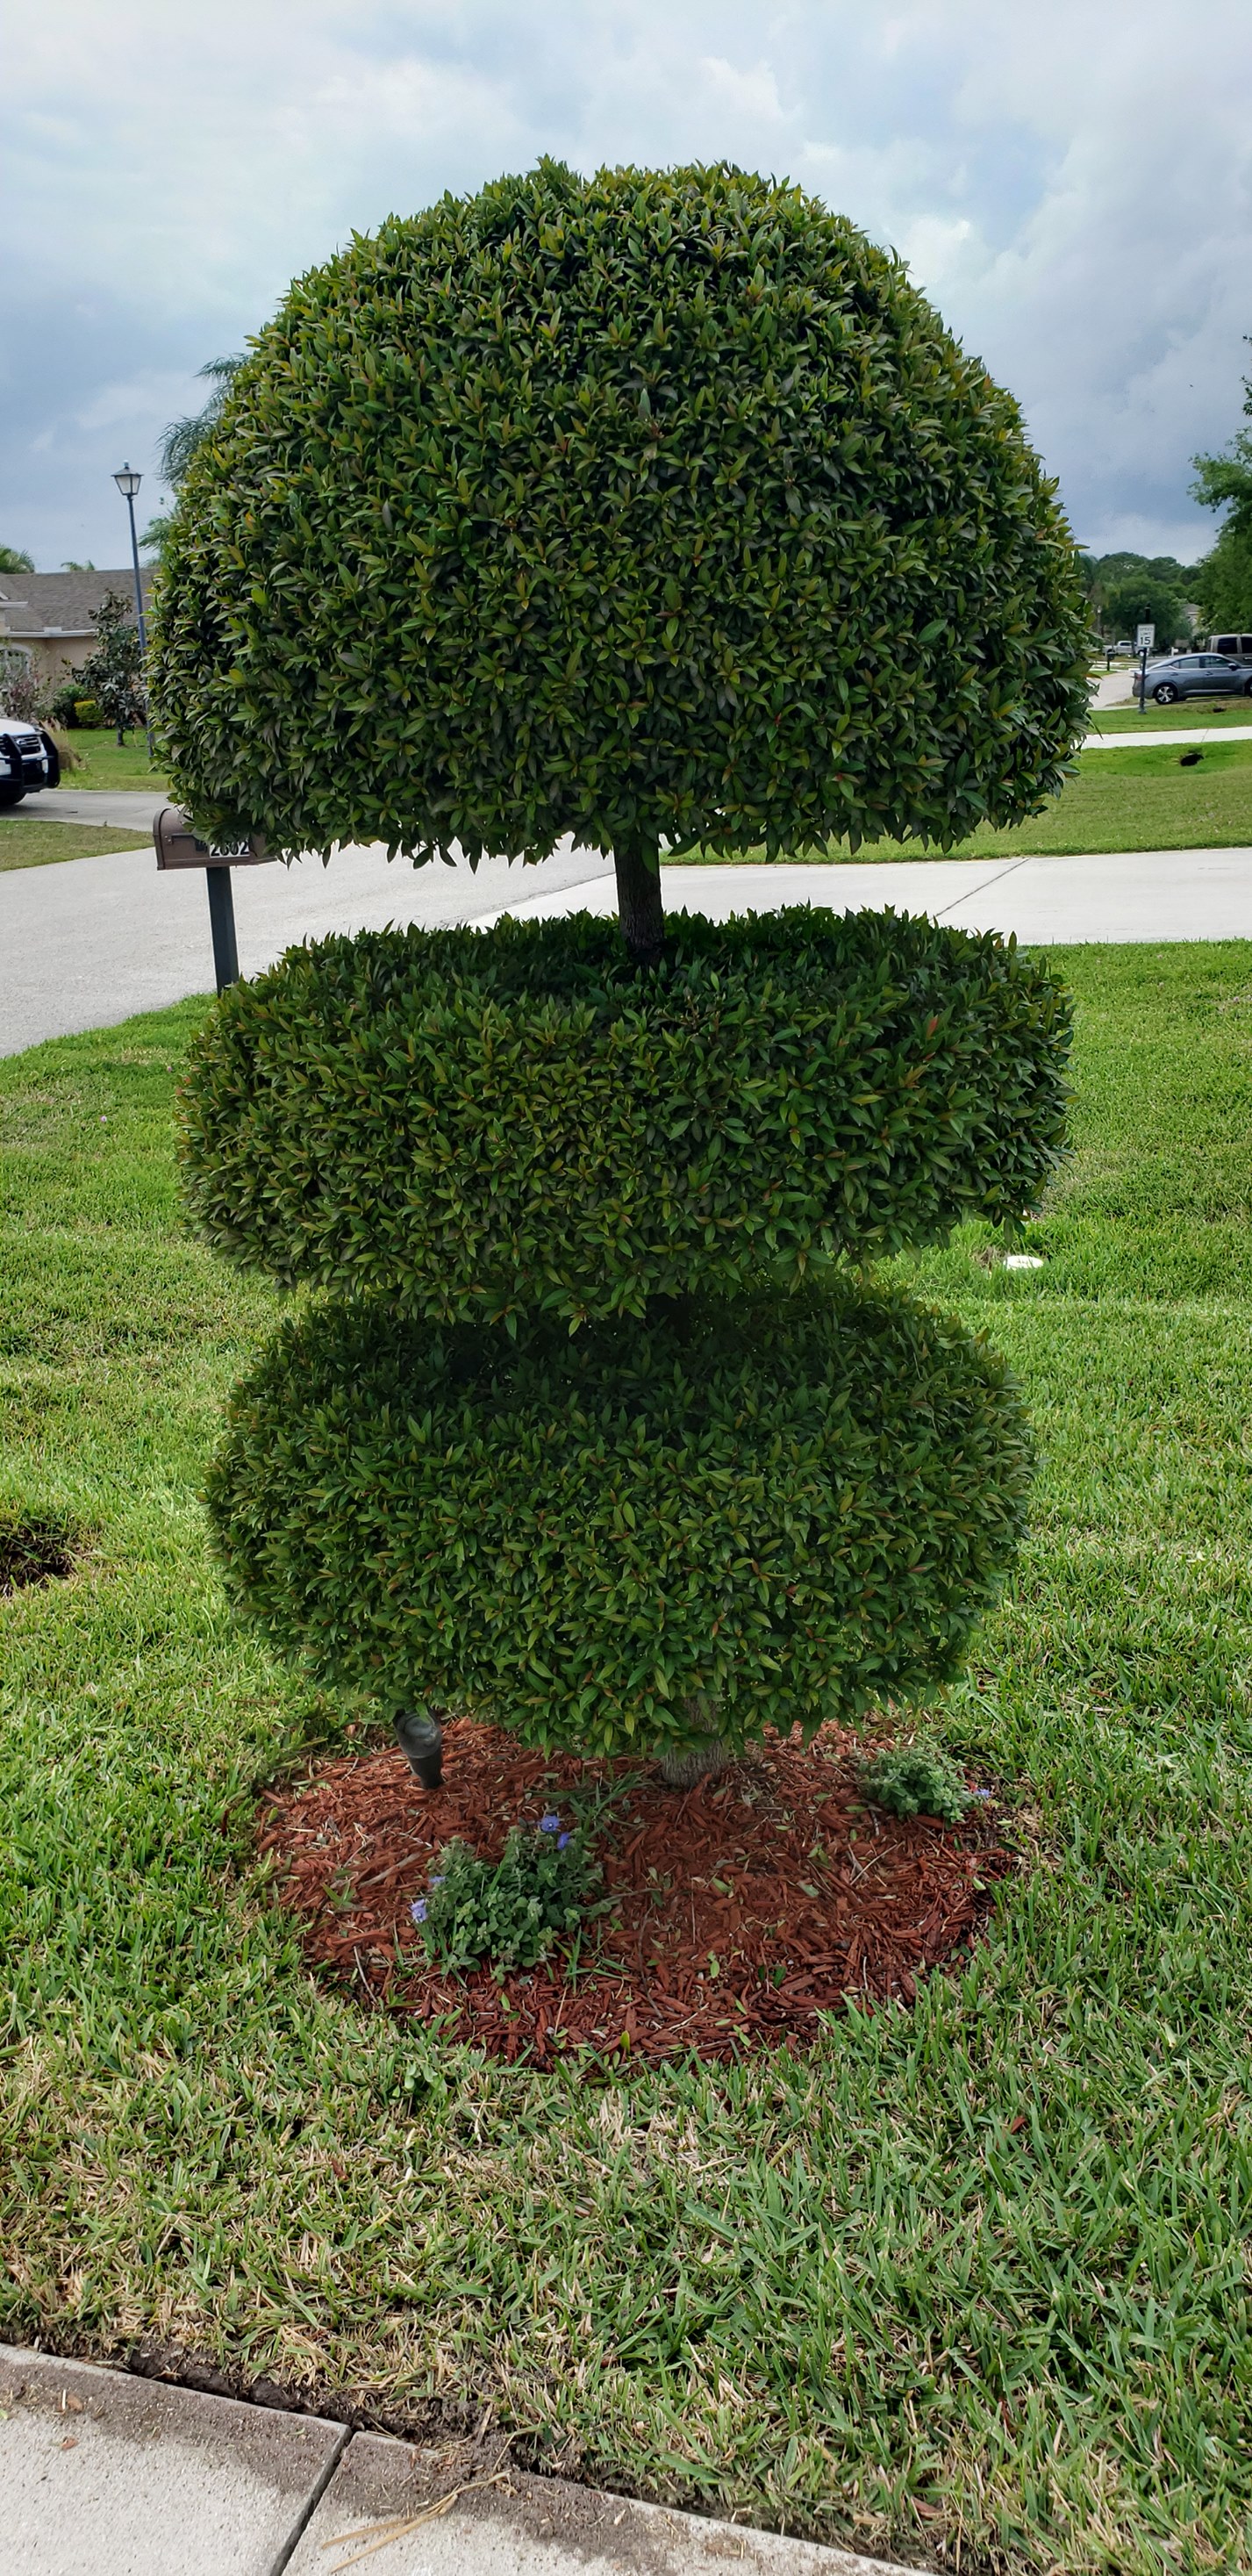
[677,738,1252,862]
[10,737,1252,876]
[3,945,1252,2575]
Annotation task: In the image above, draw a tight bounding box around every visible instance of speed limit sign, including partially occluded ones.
[1135,623,1155,653]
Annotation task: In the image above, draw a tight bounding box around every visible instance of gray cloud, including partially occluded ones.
[7,0,1251,567]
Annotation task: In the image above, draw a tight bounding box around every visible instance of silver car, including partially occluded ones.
[1132,650,1252,705]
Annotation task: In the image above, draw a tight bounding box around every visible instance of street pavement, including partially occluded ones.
[0,2346,914,2576]
[3,834,1249,1058]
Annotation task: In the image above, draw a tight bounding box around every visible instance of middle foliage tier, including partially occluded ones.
[178,907,1071,1325]
[206,1283,1032,1759]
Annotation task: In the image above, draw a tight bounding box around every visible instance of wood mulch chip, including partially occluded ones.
[258,1717,1015,2068]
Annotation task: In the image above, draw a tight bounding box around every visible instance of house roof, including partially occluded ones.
[0,568,156,639]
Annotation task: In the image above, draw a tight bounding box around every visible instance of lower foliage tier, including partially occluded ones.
[207,1285,1032,1759]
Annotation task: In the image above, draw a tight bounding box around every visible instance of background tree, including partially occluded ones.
[0,648,43,722]
[1192,363,1252,632]
[157,163,1086,1786]
[158,355,246,486]
[1091,550,1192,591]
[1077,552,1193,644]
[1099,571,1191,649]
[76,590,147,743]
[0,546,34,574]
[1191,523,1252,633]
[141,356,247,565]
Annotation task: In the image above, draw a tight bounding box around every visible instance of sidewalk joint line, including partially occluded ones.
[266,2419,352,2576]
[931,855,1034,917]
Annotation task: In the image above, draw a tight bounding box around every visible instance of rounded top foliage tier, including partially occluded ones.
[149,160,1091,859]
[177,906,1071,1324]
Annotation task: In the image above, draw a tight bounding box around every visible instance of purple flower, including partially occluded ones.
[557,1832,572,1849]
[430,1874,445,1887]
[411,1898,427,1923]
[540,1812,561,1833]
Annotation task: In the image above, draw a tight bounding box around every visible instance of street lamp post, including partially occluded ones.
[112,464,154,760]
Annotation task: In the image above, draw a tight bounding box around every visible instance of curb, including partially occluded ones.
[0,2344,931,2576]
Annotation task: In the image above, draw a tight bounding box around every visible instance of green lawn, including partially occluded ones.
[0,816,152,872]
[674,740,1252,862]
[3,952,1252,2573]
[1090,702,1252,735]
[54,731,168,794]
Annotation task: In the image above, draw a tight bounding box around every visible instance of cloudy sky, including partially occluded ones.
[7,0,1252,573]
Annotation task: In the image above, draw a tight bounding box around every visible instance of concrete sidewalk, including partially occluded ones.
[0,2347,919,2576]
[505,846,1252,947]
[1082,721,1252,747]
[3,836,1248,1058]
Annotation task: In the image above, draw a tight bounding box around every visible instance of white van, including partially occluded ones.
[1208,632,1252,658]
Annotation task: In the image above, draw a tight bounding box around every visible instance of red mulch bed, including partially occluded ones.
[258,1718,1015,2068]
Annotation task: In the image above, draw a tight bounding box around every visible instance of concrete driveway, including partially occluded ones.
[3,834,1248,1058]
[1091,667,1137,708]
[1,839,610,1056]
[33,788,172,830]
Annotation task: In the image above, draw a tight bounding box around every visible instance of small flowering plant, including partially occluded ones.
[411,1810,606,1973]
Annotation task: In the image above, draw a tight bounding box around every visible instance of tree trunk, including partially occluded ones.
[658,1694,733,1788]
[658,1733,733,1788]
[613,836,666,967]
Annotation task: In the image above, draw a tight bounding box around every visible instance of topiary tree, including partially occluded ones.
[152,162,1087,1791]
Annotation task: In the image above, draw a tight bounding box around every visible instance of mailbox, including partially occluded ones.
[154,806,274,870]
[154,805,275,993]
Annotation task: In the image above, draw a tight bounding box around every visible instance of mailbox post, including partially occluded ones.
[154,807,275,993]
[1135,621,1155,719]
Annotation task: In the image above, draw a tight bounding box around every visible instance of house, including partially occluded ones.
[0,568,157,690]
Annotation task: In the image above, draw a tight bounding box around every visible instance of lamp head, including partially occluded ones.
[113,465,142,500]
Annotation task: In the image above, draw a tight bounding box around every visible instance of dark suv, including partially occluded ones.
[1132,650,1252,705]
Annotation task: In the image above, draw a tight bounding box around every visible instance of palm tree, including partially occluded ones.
[158,355,245,486]
[142,356,246,560]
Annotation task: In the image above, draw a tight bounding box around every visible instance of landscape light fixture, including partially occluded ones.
[112,462,154,755]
